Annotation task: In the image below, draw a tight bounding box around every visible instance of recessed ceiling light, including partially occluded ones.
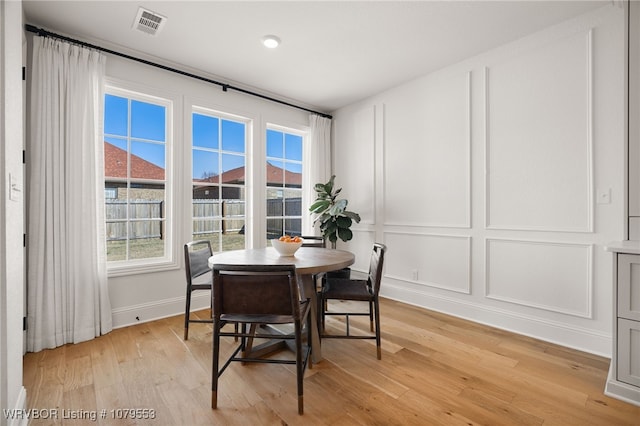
[262,35,281,49]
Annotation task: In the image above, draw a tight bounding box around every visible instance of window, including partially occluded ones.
[103,90,171,265]
[191,110,247,252]
[266,128,303,241]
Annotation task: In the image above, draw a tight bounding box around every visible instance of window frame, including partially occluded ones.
[265,124,307,242]
[190,105,251,253]
[104,82,178,277]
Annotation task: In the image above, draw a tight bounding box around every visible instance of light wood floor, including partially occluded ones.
[23,298,640,425]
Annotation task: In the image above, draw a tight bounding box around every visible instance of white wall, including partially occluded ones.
[0,0,26,423]
[332,5,624,356]
[102,54,311,328]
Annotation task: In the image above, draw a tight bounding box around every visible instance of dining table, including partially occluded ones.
[208,246,355,363]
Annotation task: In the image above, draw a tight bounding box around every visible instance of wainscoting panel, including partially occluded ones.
[486,30,593,232]
[334,104,376,225]
[486,238,593,318]
[383,71,470,228]
[385,232,471,294]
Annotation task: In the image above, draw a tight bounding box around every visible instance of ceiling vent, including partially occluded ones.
[132,7,166,36]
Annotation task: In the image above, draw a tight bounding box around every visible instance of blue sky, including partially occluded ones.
[105,94,303,179]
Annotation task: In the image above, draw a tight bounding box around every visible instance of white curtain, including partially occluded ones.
[27,37,112,352]
[303,114,332,234]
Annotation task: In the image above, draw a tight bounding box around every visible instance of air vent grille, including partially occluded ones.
[133,7,166,36]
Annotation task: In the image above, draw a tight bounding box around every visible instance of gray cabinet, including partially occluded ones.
[618,254,640,321]
[605,247,640,405]
[617,318,640,387]
[616,255,640,388]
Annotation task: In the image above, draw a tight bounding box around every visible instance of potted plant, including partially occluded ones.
[309,175,361,249]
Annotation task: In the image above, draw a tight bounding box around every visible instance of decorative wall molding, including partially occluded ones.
[384,231,471,294]
[334,103,376,226]
[485,238,594,318]
[383,71,471,229]
[332,6,623,358]
[485,29,594,233]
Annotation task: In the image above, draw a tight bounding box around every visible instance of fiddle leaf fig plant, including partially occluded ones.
[309,175,361,248]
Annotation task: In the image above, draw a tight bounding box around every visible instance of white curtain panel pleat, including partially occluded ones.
[303,114,332,234]
[27,37,112,352]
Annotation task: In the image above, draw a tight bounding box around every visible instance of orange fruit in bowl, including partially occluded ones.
[278,235,302,243]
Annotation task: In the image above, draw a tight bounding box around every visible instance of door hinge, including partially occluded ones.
[23,316,27,331]
[23,233,26,248]
[22,150,26,164]
[22,66,26,81]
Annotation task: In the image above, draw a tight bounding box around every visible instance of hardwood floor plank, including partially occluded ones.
[21,298,640,425]
[320,340,410,399]
[94,383,137,426]
[90,334,123,390]
[63,355,93,392]
[458,387,543,426]
[62,384,98,425]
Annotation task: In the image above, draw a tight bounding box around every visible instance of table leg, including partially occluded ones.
[300,274,322,363]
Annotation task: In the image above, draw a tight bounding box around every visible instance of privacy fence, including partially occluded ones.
[105,198,302,241]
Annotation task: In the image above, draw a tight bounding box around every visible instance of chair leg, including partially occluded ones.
[320,295,326,332]
[306,308,312,370]
[369,301,374,332]
[211,319,221,409]
[317,292,324,332]
[184,286,192,340]
[295,319,304,415]
[374,299,382,360]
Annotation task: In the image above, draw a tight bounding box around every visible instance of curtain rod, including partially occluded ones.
[25,24,333,120]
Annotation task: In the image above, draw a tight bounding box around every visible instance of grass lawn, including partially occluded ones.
[107,232,246,261]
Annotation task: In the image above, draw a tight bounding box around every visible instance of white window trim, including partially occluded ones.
[190,105,252,252]
[265,123,310,238]
[104,81,179,277]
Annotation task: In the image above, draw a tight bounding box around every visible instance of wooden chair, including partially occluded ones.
[319,243,387,359]
[183,240,214,340]
[211,264,312,415]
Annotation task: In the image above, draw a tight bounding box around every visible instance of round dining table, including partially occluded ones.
[208,246,355,362]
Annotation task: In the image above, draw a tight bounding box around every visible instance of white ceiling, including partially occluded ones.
[22,1,608,113]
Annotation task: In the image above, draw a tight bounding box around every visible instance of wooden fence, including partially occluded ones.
[106,198,302,241]
[105,200,164,241]
[192,199,245,235]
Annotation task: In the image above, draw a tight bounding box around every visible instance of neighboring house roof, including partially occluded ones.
[267,162,302,186]
[195,162,302,186]
[105,141,301,186]
[104,141,165,180]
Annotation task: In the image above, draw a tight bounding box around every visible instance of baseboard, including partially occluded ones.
[111,293,210,329]
[5,386,28,426]
[381,282,611,357]
[605,366,640,406]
